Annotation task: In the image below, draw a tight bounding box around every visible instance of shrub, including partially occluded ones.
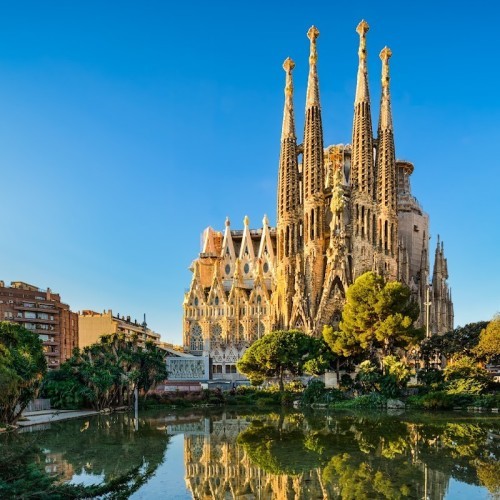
[302,380,326,405]
[417,391,453,410]
[417,369,444,390]
[447,378,487,395]
[339,374,354,392]
[285,380,305,392]
[356,361,382,394]
[255,397,278,408]
[330,393,387,409]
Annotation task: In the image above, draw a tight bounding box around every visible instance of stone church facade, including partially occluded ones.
[183,21,453,378]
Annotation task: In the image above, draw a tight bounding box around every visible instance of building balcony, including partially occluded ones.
[15,317,57,324]
[13,305,59,313]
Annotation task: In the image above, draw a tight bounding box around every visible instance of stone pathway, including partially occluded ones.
[18,409,98,427]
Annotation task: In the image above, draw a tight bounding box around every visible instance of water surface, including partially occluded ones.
[1,409,499,499]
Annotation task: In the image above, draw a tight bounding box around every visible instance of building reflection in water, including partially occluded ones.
[179,415,329,499]
[174,412,496,500]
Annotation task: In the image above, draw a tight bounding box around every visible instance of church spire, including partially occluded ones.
[376,46,397,211]
[277,57,299,231]
[303,25,324,200]
[351,20,374,197]
[302,25,325,325]
[281,57,296,141]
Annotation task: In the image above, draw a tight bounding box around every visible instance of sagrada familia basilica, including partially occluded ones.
[183,21,454,377]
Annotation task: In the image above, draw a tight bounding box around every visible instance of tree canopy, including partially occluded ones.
[236,330,326,391]
[419,321,488,366]
[0,322,47,425]
[323,272,422,366]
[474,315,500,364]
[43,333,167,411]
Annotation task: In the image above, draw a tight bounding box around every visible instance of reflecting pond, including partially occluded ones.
[1,409,499,499]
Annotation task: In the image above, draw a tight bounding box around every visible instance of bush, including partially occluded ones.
[339,374,354,392]
[255,397,278,408]
[285,380,305,392]
[330,393,387,409]
[302,380,326,405]
[356,361,382,394]
[447,378,487,395]
[444,356,490,386]
[417,369,444,392]
[413,391,453,410]
[473,393,500,408]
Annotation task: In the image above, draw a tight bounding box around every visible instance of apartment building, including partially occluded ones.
[78,309,161,348]
[0,281,78,369]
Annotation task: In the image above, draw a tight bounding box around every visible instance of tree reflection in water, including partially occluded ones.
[0,412,170,498]
[1,410,498,499]
[185,411,499,499]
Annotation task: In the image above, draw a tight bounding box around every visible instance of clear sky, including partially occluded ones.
[0,1,498,344]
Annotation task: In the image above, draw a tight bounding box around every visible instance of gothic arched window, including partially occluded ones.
[190,323,203,351]
[210,323,223,346]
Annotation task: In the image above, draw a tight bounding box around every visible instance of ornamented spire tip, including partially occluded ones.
[263,214,269,226]
[244,215,249,227]
[283,57,295,72]
[356,19,369,36]
[307,25,320,41]
[225,216,230,227]
[380,46,392,61]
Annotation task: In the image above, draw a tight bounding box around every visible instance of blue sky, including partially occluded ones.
[0,1,498,343]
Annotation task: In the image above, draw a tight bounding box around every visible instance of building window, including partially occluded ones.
[210,323,223,346]
[190,323,203,351]
[213,364,223,374]
[225,365,237,374]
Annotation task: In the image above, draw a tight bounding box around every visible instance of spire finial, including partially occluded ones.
[378,46,393,131]
[283,57,295,98]
[380,46,392,88]
[225,216,230,227]
[356,20,369,61]
[263,214,269,226]
[306,26,320,107]
[281,57,296,140]
[354,20,370,104]
[244,215,249,227]
[307,26,320,63]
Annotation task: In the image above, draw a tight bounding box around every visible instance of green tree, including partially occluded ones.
[443,356,490,395]
[380,355,412,398]
[43,333,167,411]
[0,322,47,425]
[326,272,422,367]
[420,321,488,367]
[236,330,321,391]
[474,315,500,364]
